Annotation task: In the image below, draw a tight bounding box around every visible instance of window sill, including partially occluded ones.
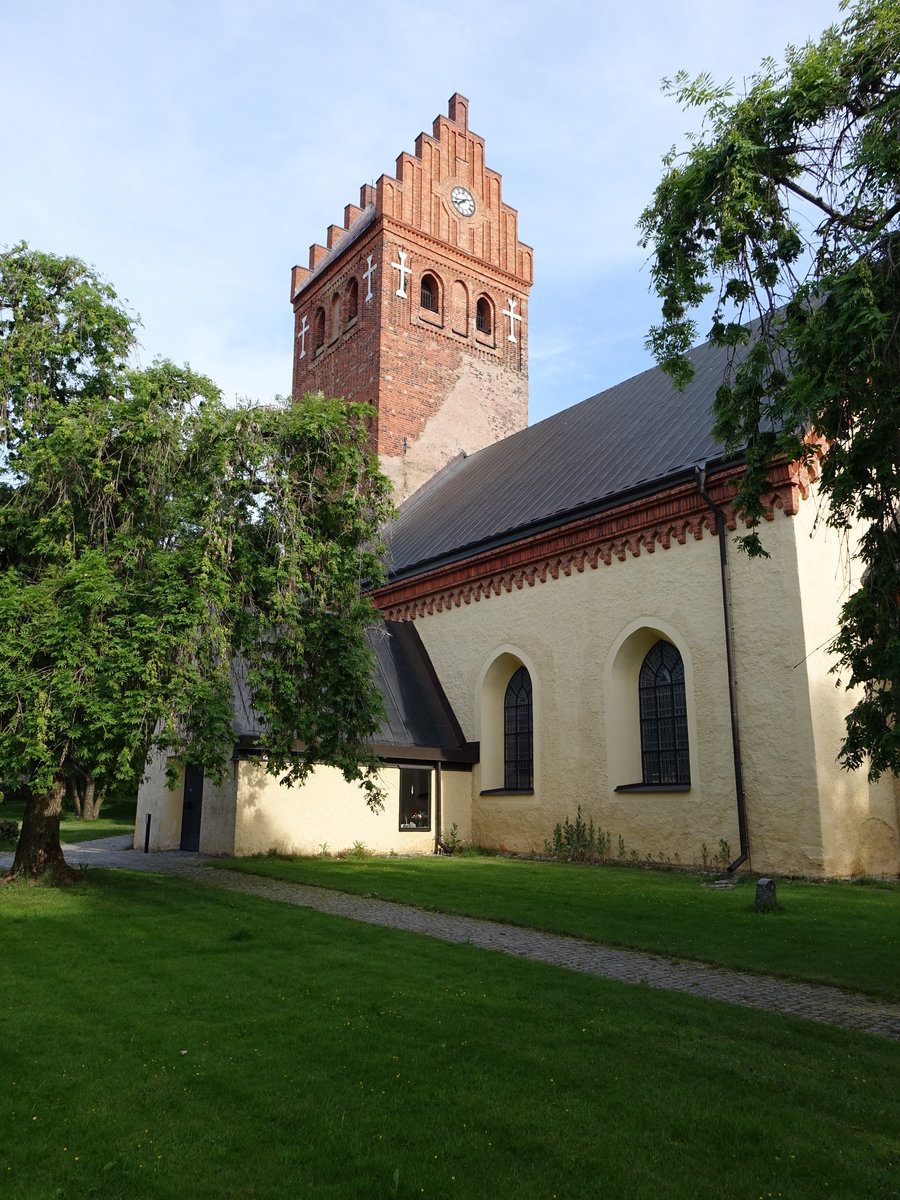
[399,824,431,833]
[479,788,534,797]
[614,782,691,793]
[419,310,443,327]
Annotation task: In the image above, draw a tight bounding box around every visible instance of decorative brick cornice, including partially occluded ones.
[372,460,810,621]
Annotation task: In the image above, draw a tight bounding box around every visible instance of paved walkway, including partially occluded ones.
[4,837,899,1041]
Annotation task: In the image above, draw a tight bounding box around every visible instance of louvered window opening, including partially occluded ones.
[420,277,438,311]
[504,666,533,789]
[639,641,690,785]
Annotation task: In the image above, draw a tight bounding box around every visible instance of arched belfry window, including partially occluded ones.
[639,641,690,785]
[504,666,533,789]
[476,295,492,335]
[330,293,341,342]
[314,307,326,352]
[420,272,439,313]
[347,278,358,323]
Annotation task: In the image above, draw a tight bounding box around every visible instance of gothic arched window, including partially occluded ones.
[346,278,359,323]
[639,641,690,785]
[504,666,533,789]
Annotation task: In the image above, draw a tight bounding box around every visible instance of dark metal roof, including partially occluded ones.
[367,621,475,760]
[383,336,743,579]
[230,622,475,763]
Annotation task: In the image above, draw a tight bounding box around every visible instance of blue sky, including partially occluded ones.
[3,0,845,424]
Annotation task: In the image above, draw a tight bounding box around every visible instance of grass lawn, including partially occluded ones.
[216,854,900,1001]
[0,793,136,846]
[1,871,898,1200]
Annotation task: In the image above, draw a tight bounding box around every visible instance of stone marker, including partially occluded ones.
[755,877,777,913]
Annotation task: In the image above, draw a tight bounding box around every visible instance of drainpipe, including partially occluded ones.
[433,761,443,855]
[696,466,750,873]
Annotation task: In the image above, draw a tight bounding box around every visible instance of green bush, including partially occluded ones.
[545,806,611,864]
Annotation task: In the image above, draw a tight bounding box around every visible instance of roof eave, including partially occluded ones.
[384,451,747,584]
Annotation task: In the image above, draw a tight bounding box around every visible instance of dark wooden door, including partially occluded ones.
[179,764,204,851]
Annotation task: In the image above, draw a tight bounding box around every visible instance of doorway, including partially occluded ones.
[179,764,204,851]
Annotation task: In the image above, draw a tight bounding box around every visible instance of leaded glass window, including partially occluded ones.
[504,666,533,789]
[639,641,690,785]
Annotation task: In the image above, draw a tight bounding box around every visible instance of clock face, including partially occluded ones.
[450,185,476,217]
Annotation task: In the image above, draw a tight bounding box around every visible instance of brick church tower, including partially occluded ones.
[290,93,533,501]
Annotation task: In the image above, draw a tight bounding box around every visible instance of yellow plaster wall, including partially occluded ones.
[725,510,831,874]
[135,750,185,851]
[132,493,898,876]
[790,495,900,876]
[198,769,238,856]
[412,507,899,875]
[135,752,238,855]
[416,530,741,865]
[232,760,472,857]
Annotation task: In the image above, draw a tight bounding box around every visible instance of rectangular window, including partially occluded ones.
[399,767,432,832]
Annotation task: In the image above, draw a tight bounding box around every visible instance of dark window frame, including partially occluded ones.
[399,766,432,832]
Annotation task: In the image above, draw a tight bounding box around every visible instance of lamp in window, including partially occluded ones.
[399,768,431,830]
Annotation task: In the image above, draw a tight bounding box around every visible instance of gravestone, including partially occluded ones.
[755,877,777,913]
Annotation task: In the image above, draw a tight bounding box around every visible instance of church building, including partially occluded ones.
[135,94,900,878]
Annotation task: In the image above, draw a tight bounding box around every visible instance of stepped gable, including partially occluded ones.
[291,94,532,300]
[289,95,534,504]
[374,93,532,284]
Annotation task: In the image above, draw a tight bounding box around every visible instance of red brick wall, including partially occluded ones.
[289,93,533,500]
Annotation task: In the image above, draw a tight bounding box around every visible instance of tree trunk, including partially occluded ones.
[85,779,105,821]
[69,771,105,820]
[4,778,79,884]
[68,775,83,817]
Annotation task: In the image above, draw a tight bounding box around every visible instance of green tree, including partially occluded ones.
[0,244,393,882]
[639,0,899,779]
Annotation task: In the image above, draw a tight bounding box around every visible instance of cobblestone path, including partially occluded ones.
[4,838,899,1040]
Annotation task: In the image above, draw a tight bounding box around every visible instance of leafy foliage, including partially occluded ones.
[0,244,393,879]
[639,0,900,778]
